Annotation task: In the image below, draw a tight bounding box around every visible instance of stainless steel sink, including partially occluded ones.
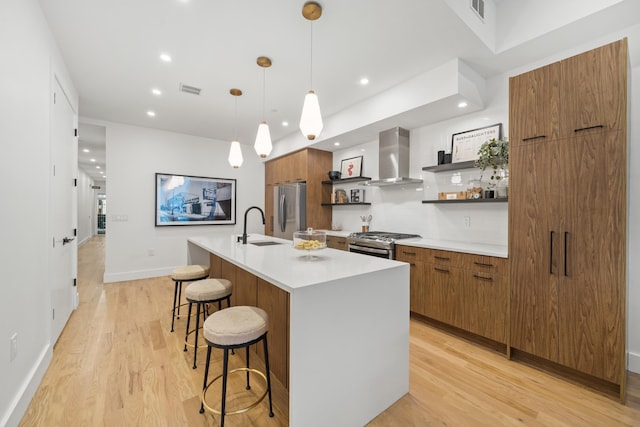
[250,241,284,247]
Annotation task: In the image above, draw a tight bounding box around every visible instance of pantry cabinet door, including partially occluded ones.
[509,62,560,148]
[559,39,627,139]
[509,141,561,362]
[556,131,625,383]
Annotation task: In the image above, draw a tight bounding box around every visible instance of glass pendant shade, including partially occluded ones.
[299,90,323,140]
[254,121,272,158]
[228,140,243,168]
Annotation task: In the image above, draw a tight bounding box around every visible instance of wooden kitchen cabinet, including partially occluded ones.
[264,148,332,236]
[326,235,348,251]
[559,39,627,139]
[509,39,627,397]
[396,246,428,315]
[508,62,560,148]
[397,245,508,345]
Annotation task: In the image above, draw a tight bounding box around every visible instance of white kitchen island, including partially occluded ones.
[187,234,409,427]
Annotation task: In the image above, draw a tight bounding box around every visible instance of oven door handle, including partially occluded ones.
[348,244,390,256]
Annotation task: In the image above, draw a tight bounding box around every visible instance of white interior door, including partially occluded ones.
[49,78,77,343]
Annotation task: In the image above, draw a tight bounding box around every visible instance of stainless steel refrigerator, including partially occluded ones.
[273,183,306,240]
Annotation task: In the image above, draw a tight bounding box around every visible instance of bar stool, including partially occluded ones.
[183,278,233,369]
[199,306,274,426]
[170,265,210,332]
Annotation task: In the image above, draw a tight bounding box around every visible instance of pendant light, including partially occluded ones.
[228,88,244,168]
[254,56,273,158]
[299,1,323,141]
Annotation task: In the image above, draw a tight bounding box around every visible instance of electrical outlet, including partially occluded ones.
[464,216,471,228]
[10,333,17,362]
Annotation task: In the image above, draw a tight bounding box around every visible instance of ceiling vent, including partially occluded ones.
[471,0,485,20]
[179,83,202,96]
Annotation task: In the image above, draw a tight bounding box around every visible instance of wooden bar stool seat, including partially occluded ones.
[199,306,274,426]
[170,265,210,332]
[183,278,233,369]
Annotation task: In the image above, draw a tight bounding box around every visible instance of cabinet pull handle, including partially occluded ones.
[434,267,450,273]
[473,274,493,282]
[522,135,546,142]
[434,256,450,261]
[473,261,493,267]
[549,231,554,274]
[564,231,569,277]
[409,263,416,267]
[403,251,416,256]
[574,124,604,133]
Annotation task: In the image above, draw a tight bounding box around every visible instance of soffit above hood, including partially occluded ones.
[361,127,423,187]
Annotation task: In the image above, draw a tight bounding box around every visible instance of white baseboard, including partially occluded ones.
[103,266,174,283]
[628,351,640,374]
[1,345,52,427]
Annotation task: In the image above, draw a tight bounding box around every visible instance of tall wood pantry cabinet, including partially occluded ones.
[509,38,627,398]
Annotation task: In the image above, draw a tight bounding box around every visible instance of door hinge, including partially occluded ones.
[74,128,78,137]
[53,92,56,104]
[52,308,55,320]
[73,228,77,236]
[53,237,55,248]
[74,178,77,187]
[73,278,77,287]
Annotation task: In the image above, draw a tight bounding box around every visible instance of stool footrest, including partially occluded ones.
[201,368,268,416]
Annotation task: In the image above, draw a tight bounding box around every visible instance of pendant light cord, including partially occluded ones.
[234,96,238,140]
[309,21,314,89]
[262,68,266,120]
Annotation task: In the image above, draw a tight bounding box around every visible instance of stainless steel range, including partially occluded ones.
[347,231,421,259]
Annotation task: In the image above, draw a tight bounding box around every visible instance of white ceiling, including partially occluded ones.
[37,0,640,183]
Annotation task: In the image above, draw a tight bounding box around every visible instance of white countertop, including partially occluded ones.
[319,229,508,258]
[188,234,406,293]
[396,238,508,258]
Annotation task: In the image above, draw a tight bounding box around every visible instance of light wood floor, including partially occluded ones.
[19,235,640,426]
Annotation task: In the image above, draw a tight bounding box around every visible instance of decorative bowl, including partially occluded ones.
[293,228,327,251]
[328,171,341,180]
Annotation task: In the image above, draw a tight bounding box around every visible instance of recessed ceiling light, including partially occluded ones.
[458,101,468,108]
[99,171,104,174]
[152,88,162,96]
[147,110,156,117]
[333,142,340,146]
[159,53,172,62]
[360,77,369,85]
[90,158,96,162]
[83,148,90,153]
[282,121,289,127]
[96,166,101,169]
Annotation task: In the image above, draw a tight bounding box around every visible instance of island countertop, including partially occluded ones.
[188,233,406,293]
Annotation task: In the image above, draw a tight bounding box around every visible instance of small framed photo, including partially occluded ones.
[350,189,364,203]
[340,156,363,178]
[451,123,502,163]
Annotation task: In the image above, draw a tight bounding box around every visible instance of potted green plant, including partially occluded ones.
[474,137,509,198]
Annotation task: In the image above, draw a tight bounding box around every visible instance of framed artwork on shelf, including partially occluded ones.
[451,123,502,163]
[340,155,363,178]
[155,173,236,226]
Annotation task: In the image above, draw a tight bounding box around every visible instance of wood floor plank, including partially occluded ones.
[17,235,640,426]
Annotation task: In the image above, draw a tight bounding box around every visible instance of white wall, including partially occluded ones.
[330,75,508,244]
[0,0,78,425]
[100,122,265,283]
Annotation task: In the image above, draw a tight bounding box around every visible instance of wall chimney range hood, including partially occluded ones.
[361,127,422,187]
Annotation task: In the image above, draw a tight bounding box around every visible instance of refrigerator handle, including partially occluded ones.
[279,192,286,232]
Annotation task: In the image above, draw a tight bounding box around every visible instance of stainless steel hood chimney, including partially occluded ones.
[361,127,423,187]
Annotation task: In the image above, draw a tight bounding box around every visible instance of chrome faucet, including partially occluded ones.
[242,206,265,244]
